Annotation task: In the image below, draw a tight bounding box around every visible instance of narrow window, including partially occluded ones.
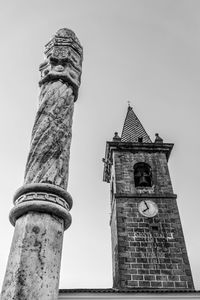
[138,137,143,143]
[134,162,152,187]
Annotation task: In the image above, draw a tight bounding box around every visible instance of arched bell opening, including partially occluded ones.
[134,162,152,187]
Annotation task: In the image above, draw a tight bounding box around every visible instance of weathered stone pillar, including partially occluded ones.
[1,28,83,300]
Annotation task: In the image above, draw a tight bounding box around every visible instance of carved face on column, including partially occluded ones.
[39,28,83,101]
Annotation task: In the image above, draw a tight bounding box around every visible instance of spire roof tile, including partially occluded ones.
[121,106,152,143]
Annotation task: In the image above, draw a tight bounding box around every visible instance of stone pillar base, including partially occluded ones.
[1,183,73,299]
[1,212,64,299]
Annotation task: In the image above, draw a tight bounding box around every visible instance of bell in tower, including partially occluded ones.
[134,163,152,187]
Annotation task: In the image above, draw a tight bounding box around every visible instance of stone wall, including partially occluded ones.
[110,149,194,290]
[113,151,173,195]
[111,196,194,289]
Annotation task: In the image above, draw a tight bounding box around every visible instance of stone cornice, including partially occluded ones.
[114,193,177,199]
[106,141,174,160]
[58,289,200,299]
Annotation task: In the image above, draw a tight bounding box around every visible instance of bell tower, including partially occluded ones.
[103,106,194,290]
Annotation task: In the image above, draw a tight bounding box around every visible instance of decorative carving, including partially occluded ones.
[10,190,72,230]
[102,158,112,183]
[24,29,83,190]
[1,29,81,300]
[39,28,83,101]
[10,193,72,230]
[14,192,70,210]
[24,81,73,189]
[10,182,73,230]
[13,182,73,209]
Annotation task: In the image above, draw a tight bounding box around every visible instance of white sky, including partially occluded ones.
[0,0,199,290]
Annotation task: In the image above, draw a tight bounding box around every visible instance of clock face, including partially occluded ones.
[138,200,158,217]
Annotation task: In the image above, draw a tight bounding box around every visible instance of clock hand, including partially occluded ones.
[143,207,149,212]
[143,201,150,212]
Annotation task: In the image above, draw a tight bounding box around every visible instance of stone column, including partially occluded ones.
[1,28,83,300]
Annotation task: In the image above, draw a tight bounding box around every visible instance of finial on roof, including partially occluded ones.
[113,132,121,142]
[127,101,132,110]
[155,133,163,143]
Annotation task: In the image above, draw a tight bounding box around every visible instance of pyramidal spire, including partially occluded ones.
[121,105,152,143]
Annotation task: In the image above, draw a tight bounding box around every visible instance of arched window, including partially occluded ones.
[134,163,152,187]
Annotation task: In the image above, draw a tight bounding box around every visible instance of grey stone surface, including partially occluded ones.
[104,107,194,290]
[24,81,74,190]
[1,212,64,299]
[24,27,83,190]
[10,189,72,230]
[1,28,83,300]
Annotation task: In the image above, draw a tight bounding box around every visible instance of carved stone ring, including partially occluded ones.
[9,183,73,230]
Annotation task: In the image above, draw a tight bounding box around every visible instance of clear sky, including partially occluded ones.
[0,0,199,290]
